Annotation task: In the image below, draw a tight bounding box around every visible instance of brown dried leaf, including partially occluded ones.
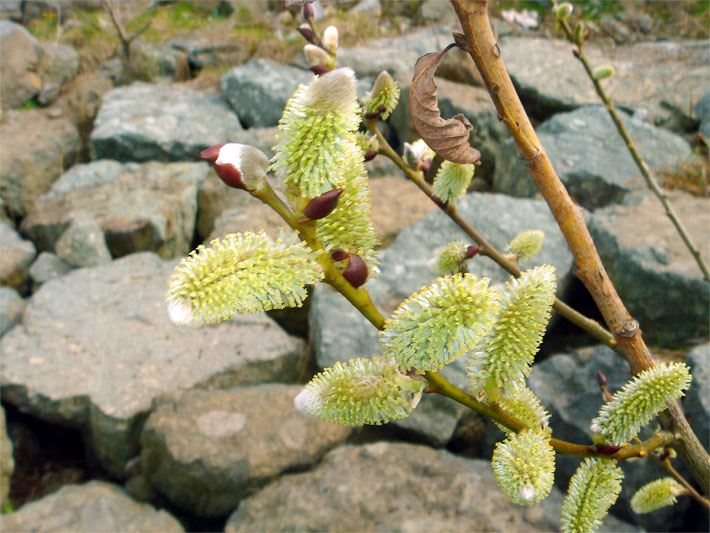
[408,47,481,165]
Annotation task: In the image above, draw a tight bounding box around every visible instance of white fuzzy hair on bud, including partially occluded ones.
[322,25,338,52]
[303,67,357,113]
[215,143,270,191]
[166,298,194,326]
[303,44,331,68]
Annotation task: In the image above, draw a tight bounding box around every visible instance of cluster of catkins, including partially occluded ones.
[165,29,693,532]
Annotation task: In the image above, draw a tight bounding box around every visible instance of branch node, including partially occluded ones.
[614,319,640,339]
[519,146,541,165]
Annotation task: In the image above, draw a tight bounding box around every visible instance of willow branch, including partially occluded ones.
[366,118,616,348]
[451,0,709,492]
[660,457,710,508]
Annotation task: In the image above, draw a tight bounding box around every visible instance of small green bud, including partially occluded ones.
[590,362,692,445]
[561,458,623,533]
[631,478,685,514]
[492,429,555,505]
[363,71,400,120]
[433,240,471,275]
[592,65,615,81]
[573,22,585,45]
[432,160,475,205]
[553,2,573,21]
[294,355,426,426]
[508,229,545,262]
[381,274,500,373]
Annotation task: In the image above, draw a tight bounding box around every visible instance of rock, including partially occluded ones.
[0,1,21,20]
[683,344,709,449]
[38,42,80,103]
[220,59,313,128]
[589,192,710,345]
[600,15,631,44]
[494,106,693,209]
[420,0,454,21]
[141,384,351,517]
[21,160,207,260]
[128,41,189,82]
[55,215,112,268]
[209,202,287,242]
[501,37,709,128]
[694,92,710,142]
[29,252,72,287]
[0,481,184,532]
[0,407,12,506]
[0,253,306,476]
[0,287,24,336]
[226,441,632,532]
[310,192,576,444]
[350,0,380,13]
[90,82,242,162]
[0,20,43,108]
[525,345,690,531]
[0,222,36,291]
[0,110,81,217]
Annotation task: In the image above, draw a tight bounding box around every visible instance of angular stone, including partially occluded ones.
[0,287,24,337]
[589,192,710,345]
[55,215,112,268]
[220,59,312,128]
[502,37,709,127]
[0,222,36,291]
[21,160,207,259]
[29,252,73,288]
[208,202,287,242]
[225,441,634,532]
[0,253,306,476]
[90,82,242,162]
[38,42,80,100]
[0,481,184,532]
[494,106,693,209]
[141,384,351,517]
[0,110,80,217]
[310,192,576,444]
[684,344,709,449]
[0,20,42,108]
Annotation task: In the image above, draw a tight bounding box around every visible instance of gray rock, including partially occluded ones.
[0,407,11,506]
[526,346,690,530]
[55,215,112,268]
[141,384,351,517]
[684,344,709,449]
[39,42,80,100]
[226,441,634,532]
[90,82,242,162]
[0,287,24,336]
[420,0,453,21]
[220,59,312,128]
[0,109,80,217]
[0,20,42,108]
[29,252,73,287]
[494,106,693,209]
[128,41,189,81]
[694,92,710,141]
[589,192,710,345]
[0,253,306,476]
[21,160,207,260]
[501,37,709,128]
[310,192,577,444]
[0,481,184,532]
[0,221,36,291]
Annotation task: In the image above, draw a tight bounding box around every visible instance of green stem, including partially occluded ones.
[660,457,710,508]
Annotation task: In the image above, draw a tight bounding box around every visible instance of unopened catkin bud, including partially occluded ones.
[303,188,343,220]
[553,2,573,21]
[322,25,338,52]
[303,44,334,72]
[592,65,615,81]
[298,23,315,43]
[200,142,269,191]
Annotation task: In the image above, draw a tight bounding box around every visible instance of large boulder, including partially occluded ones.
[37,42,80,105]
[310,192,577,445]
[140,384,351,518]
[684,344,709,449]
[0,253,306,476]
[90,82,242,162]
[0,222,36,291]
[0,20,43,108]
[225,441,635,532]
[0,287,24,337]
[494,106,693,209]
[0,481,184,532]
[21,160,207,259]
[220,59,312,128]
[589,192,710,346]
[28,252,72,289]
[502,37,709,128]
[0,110,80,217]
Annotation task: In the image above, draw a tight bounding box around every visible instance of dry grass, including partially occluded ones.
[660,156,710,198]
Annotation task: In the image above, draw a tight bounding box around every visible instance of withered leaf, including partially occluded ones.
[408,46,481,165]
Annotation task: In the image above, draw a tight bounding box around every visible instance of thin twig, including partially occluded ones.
[660,457,710,508]
[103,0,156,60]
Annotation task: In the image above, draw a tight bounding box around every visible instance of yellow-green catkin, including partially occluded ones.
[508,229,545,262]
[495,387,551,436]
[432,160,475,204]
[434,241,470,275]
[631,478,685,514]
[294,355,426,426]
[166,231,322,326]
[363,70,400,120]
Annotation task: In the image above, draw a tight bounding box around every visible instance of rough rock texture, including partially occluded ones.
[220,59,312,128]
[0,253,306,476]
[589,192,710,345]
[21,160,207,259]
[29,252,72,288]
[0,221,36,291]
[225,442,635,532]
[90,82,242,162]
[37,42,80,104]
[141,385,351,517]
[695,92,710,141]
[685,344,709,449]
[208,202,287,242]
[0,110,80,217]
[502,37,708,127]
[524,346,690,531]
[311,192,576,444]
[0,20,42,108]
[55,215,112,268]
[0,481,184,532]
[0,287,24,337]
[0,407,12,505]
[494,106,693,209]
